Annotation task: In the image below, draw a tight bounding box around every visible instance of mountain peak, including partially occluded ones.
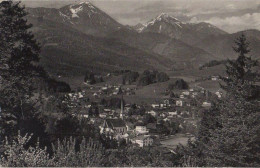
[71,1,96,9]
[156,13,179,22]
[60,1,99,19]
[57,1,122,36]
[145,13,182,27]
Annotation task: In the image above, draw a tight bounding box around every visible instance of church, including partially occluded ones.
[100,94,128,140]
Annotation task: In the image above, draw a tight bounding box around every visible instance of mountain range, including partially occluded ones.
[25,1,260,77]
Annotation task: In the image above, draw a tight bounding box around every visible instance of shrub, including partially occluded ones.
[0,131,51,167]
[0,132,106,167]
[51,137,105,167]
[122,71,139,85]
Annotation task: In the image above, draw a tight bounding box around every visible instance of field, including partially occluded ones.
[56,65,225,104]
[160,133,193,150]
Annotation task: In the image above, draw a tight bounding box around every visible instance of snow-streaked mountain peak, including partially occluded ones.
[145,13,182,28]
[157,13,180,21]
[59,1,99,19]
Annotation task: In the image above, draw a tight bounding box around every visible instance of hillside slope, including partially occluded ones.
[194,29,260,60]
[27,1,122,37]
[27,15,172,76]
[110,28,215,70]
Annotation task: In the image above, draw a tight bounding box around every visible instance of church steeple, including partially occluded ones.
[120,91,124,120]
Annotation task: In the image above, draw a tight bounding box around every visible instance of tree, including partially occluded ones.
[201,34,260,166]
[0,1,47,140]
[122,71,139,85]
[138,70,169,86]
[176,34,260,167]
[156,72,169,82]
[168,79,189,90]
[169,91,176,98]
[142,114,156,125]
[84,70,96,84]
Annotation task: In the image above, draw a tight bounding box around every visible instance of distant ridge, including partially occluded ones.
[136,13,227,45]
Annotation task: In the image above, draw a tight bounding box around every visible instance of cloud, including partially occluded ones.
[190,12,260,33]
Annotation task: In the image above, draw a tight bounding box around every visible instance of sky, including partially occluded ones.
[18,0,260,33]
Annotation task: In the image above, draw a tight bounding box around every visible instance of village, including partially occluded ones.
[65,75,223,150]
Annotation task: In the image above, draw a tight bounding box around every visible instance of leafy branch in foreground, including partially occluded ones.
[0,131,106,167]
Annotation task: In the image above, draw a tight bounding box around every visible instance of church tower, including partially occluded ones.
[120,94,124,120]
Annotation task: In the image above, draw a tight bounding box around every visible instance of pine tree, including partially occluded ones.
[0,1,47,139]
[202,34,260,166]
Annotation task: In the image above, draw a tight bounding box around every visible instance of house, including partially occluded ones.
[151,104,160,108]
[101,86,108,90]
[100,119,127,139]
[179,94,185,99]
[131,135,153,147]
[78,92,83,98]
[163,118,170,122]
[215,91,222,98]
[135,125,148,134]
[104,108,112,113]
[163,99,170,105]
[182,91,190,96]
[147,110,157,117]
[176,100,184,106]
[211,76,219,81]
[83,114,88,118]
[160,103,167,108]
[126,122,135,131]
[168,111,177,116]
[160,112,167,118]
[191,92,198,98]
[99,113,107,118]
[202,102,211,107]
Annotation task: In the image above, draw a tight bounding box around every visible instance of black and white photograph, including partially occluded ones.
[0,0,259,167]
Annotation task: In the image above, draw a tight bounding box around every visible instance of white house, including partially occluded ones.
[215,91,222,98]
[211,76,219,81]
[202,102,211,107]
[83,114,88,118]
[131,135,153,147]
[176,100,184,106]
[151,104,160,108]
[147,110,157,117]
[78,92,83,98]
[99,113,107,118]
[135,125,148,134]
[182,91,190,96]
[101,86,108,90]
[168,111,177,116]
[160,112,167,118]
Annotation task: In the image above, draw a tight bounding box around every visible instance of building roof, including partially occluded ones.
[146,123,157,130]
[132,135,152,141]
[105,119,126,128]
[135,122,146,126]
